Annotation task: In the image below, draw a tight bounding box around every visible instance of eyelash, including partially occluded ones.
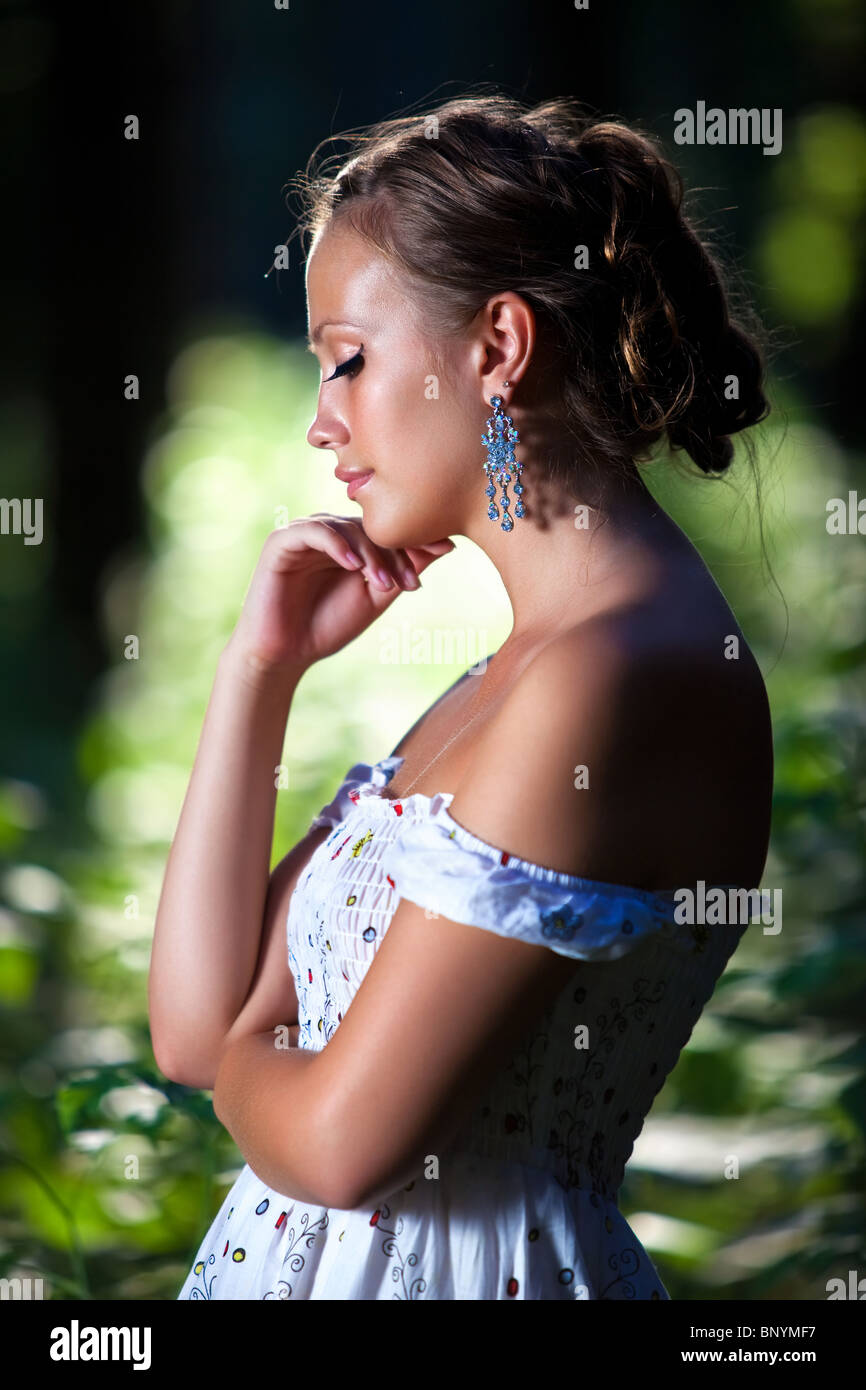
[325,349,364,382]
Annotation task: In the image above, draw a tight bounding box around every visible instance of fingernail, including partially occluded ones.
[400,567,420,589]
[375,567,394,589]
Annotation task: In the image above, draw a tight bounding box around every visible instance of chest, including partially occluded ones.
[287,805,406,1046]
[386,674,512,802]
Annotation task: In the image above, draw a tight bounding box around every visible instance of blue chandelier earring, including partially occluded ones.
[482,384,525,532]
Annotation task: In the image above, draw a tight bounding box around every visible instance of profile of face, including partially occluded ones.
[305,221,532,551]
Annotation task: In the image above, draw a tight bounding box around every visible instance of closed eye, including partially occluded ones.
[325,350,364,382]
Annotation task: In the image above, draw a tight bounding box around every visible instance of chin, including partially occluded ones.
[378,523,440,553]
[361,492,452,551]
[361,510,416,551]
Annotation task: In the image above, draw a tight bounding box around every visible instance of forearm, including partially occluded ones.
[149,642,305,1080]
[213,1030,337,1207]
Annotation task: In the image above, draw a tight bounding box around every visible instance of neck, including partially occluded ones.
[464,461,682,642]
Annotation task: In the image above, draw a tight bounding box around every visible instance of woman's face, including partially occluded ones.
[305,221,483,551]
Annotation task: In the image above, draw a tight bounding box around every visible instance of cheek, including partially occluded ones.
[354,360,477,538]
[357,366,446,469]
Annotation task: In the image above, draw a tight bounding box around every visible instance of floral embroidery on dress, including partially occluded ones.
[599,1244,642,1299]
[261,1208,330,1299]
[543,976,668,1195]
[370,1203,427,1299]
[540,903,584,943]
[188,1251,217,1300]
[504,1025,551,1145]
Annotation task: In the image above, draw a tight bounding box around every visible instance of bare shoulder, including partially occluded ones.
[450,606,773,890]
[520,607,770,726]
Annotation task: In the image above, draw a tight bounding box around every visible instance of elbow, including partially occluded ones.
[317,1118,419,1212]
[309,1097,374,1211]
[322,1171,370,1213]
[329,1163,417,1213]
[151,1034,218,1090]
[310,1131,364,1212]
[317,1174,357,1212]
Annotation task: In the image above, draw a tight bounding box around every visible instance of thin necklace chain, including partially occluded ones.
[395,689,495,798]
[393,640,535,798]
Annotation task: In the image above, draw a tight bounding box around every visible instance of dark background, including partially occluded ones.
[4,0,863,766]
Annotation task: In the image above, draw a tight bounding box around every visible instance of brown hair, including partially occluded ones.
[291,92,772,489]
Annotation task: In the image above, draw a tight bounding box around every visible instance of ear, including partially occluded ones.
[475,291,536,403]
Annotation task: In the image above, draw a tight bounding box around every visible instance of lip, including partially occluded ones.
[340,471,374,500]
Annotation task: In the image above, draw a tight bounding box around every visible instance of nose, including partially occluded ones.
[307,397,350,452]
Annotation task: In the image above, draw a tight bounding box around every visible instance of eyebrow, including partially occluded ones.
[306,319,362,350]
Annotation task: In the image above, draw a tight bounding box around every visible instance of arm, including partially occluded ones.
[212,1031,329,1205]
[148,640,307,1088]
[208,632,639,1210]
[163,825,328,1090]
[206,628,755,1211]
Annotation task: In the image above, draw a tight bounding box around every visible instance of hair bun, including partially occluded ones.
[567,123,770,475]
[666,319,769,474]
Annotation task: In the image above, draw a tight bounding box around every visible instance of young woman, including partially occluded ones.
[152,94,774,1300]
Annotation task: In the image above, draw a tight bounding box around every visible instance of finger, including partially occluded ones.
[344,528,451,585]
[327,520,413,591]
[304,520,400,591]
[416,538,455,553]
[315,518,447,590]
[273,520,371,576]
[406,540,454,562]
[388,546,424,588]
[404,542,456,573]
[325,516,454,558]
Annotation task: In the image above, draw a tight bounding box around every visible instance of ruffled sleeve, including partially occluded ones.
[308,756,403,830]
[379,806,688,962]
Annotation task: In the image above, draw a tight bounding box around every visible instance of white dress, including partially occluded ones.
[177,753,746,1300]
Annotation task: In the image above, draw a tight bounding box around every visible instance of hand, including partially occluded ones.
[225,516,456,678]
